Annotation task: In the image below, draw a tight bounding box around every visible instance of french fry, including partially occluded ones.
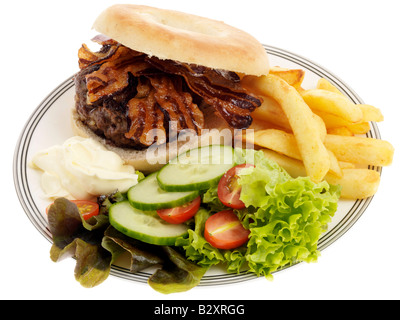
[313,113,327,141]
[327,149,343,178]
[247,118,284,132]
[324,134,394,166]
[247,129,301,160]
[252,96,327,140]
[327,127,354,136]
[325,168,381,199]
[346,121,371,135]
[243,70,392,199]
[269,66,305,88]
[251,96,292,131]
[314,110,371,135]
[261,149,380,199]
[317,79,385,123]
[243,74,330,183]
[359,104,384,122]
[246,129,341,177]
[261,148,307,177]
[339,161,356,169]
[316,78,343,95]
[314,110,352,129]
[301,89,363,123]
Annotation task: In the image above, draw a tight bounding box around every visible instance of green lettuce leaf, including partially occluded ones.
[177,149,341,280]
[48,198,164,288]
[102,226,164,273]
[97,190,127,216]
[48,198,112,288]
[148,246,208,294]
[202,185,226,213]
[50,238,112,288]
[175,208,225,267]
[47,197,208,292]
[235,150,341,278]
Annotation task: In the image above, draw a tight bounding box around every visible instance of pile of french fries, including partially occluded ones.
[240,67,394,200]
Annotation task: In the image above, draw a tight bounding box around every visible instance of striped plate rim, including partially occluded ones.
[13,44,381,286]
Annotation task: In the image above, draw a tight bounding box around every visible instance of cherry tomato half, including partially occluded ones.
[204,210,250,250]
[217,164,254,209]
[73,200,100,220]
[46,199,99,221]
[157,196,201,224]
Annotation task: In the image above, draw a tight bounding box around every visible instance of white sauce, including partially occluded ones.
[30,136,139,200]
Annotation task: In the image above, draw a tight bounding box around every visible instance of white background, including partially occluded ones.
[2,0,399,300]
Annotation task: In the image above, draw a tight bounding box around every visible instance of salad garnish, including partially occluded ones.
[46,147,340,293]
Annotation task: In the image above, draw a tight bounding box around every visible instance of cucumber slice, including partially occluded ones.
[157,145,236,191]
[109,201,189,246]
[127,172,199,211]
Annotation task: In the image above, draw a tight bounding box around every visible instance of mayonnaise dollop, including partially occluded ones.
[30,136,139,200]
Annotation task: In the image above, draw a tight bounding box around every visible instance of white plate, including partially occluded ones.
[13,45,381,286]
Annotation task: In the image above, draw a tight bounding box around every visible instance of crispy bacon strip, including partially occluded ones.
[125,76,204,146]
[85,47,151,103]
[78,43,120,70]
[76,38,262,149]
[150,76,204,135]
[125,78,166,146]
[146,58,261,128]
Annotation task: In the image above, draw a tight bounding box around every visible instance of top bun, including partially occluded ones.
[92,4,269,76]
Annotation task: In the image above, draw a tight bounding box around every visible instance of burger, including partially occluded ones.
[72,4,270,172]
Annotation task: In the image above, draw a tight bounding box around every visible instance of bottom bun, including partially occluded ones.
[71,108,235,173]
